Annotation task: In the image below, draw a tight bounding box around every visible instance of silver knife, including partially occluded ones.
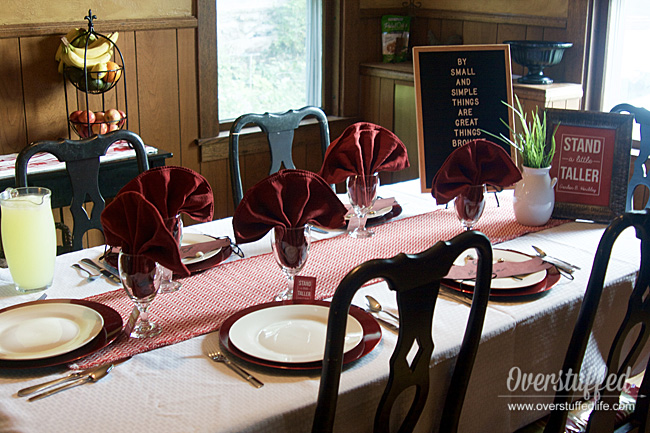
[26,362,114,402]
[17,367,96,397]
[80,258,121,285]
[532,246,581,270]
[531,254,577,276]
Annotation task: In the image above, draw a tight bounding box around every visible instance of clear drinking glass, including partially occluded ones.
[159,215,183,294]
[0,187,57,293]
[347,173,380,238]
[118,252,163,338]
[454,184,487,231]
[270,225,311,301]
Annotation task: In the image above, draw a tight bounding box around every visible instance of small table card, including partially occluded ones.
[293,276,316,301]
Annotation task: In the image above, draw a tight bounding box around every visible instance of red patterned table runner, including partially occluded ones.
[73,193,567,368]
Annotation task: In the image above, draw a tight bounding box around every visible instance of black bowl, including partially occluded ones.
[504,40,573,84]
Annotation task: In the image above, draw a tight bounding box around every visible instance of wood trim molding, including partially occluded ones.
[359,8,567,28]
[197,0,219,138]
[198,116,357,162]
[0,17,198,39]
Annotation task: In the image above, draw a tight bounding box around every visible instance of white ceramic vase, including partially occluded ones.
[513,166,558,226]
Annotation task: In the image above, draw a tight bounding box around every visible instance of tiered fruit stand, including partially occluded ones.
[59,10,128,139]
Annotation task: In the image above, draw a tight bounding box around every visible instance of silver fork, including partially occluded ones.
[205,341,264,388]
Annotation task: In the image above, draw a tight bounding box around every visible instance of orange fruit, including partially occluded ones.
[103,61,121,83]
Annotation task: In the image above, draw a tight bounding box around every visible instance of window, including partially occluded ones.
[216,0,322,122]
[601,0,650,114]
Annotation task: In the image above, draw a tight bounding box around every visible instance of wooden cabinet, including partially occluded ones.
[512,80,583,115]
[359,62,583,186]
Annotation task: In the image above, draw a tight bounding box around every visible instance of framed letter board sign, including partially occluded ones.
[546,108,633,222]
[413,44,514,192]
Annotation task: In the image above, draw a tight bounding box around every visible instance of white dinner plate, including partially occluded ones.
[345,205,393,220]
[228,304,364,363]
[181,233,222,265]
[0,302,104,360]
[454,248,547,290]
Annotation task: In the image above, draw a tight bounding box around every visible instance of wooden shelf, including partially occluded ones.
[359,62,584,186]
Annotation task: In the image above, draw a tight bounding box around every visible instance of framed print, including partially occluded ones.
[546,108,634,222]
[413,44,514,192]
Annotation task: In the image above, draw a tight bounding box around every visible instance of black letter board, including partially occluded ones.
[414,45,514,192]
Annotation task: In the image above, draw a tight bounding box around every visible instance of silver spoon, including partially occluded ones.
[365,295,399,321]
[71,263,100,282]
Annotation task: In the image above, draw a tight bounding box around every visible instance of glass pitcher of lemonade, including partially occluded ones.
[0,187,56,293]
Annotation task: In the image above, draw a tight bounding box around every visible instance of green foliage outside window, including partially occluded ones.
[218,0,308,121]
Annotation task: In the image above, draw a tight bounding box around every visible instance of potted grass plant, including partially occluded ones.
[484,95,559,226]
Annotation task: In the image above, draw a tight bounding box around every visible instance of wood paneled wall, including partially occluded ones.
[336,0,589,118]
[0,0,592,226]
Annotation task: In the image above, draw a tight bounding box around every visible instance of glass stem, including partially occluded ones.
[136,302,150,324]
[357,213,368,232]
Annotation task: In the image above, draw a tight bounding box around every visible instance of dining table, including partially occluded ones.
[0,179,644,433]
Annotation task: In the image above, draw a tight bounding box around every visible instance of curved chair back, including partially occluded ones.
[15,129,150,252]
[610,104,650,211]
[229,106,330,207]
[312,230,493,433]
[542,210,650,433]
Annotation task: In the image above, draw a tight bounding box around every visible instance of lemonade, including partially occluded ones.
[0,188,56,292]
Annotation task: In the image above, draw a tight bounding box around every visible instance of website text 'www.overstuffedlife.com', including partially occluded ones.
[503,366,637,413]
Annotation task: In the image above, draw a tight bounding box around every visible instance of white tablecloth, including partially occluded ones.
[0,180,642,433]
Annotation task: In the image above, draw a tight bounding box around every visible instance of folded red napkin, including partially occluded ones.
[318,122,410,184]
[118,166,214,225]
[233,169,347,244]
[101,191,191,276]
[431,139,522,204]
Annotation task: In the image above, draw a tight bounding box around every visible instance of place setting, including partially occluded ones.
[318,122,410,238]
[0,298,123,369]
[100,166,224,290]
[441,248,563,300]
[224,168,382,371]
[426,139,570,300]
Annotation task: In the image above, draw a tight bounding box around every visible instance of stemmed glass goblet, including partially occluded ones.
[270,224,311,301]
[454,184,487,231]
[347,173,380,238]
[118,251,163,338]
[159,215,183,294]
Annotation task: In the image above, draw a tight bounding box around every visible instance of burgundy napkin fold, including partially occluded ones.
[118,166,214,225]
[232,169,347,244]
[431,139,522,204]
[101,191,191,277]
[318,122,410,184]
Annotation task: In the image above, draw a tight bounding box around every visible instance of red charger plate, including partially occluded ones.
[219,300,381,370]
[0,299,123,369]
[443,271,562,298]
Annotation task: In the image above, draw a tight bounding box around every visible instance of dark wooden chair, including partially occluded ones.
[610,104,650,211]
[15,129,150,253]
[229,105,330,207]
[518,210,650,433]
[312,230,493,433]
